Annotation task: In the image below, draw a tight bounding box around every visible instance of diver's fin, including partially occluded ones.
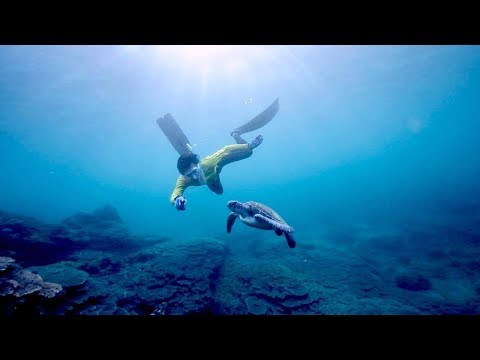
[156,113,193,155]
[231,97,279,135]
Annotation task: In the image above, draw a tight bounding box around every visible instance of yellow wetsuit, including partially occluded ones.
[170,144,252,204]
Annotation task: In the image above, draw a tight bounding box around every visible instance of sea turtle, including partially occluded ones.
[226,200,296,248]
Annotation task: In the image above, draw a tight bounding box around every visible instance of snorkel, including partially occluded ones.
[190,162,206,184]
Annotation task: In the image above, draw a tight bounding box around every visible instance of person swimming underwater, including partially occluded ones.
[157,97,279,211]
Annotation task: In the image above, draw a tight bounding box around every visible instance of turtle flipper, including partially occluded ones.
[227,212,238,233]
[275,229,283,236]
[284,232,296,249]
[254,214,295,233]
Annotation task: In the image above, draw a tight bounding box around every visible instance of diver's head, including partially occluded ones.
[177,152,205,182]
[177,152,200,175]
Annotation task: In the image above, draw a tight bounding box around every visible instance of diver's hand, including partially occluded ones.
[174,196,187,211]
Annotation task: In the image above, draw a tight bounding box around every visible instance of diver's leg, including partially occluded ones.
[248,135,263,150]
[214,144,254,171]
[232,132,263,149]
[206,143,260,194]
[230,97,279,136]
[231,132,248,144]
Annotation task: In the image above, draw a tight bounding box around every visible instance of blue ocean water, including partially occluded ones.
[1,45,479,314]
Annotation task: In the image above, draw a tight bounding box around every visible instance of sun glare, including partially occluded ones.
[140,45,273,95]
[181,45,236,64]
[150,45,258,76]
[121,45,316,98]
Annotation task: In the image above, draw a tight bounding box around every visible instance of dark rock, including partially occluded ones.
[38,282,63,298]
[103,238,229,315]
[0,211,68,266]
[92,205,123,223]
[0,269,41,297]
[140,235,170,244]
[7,204,480,315]
[51,205,139,253]
[0,256,14,272]
[216,260,324,315]
[0,257,63,315]
[78,257,123,276]
[62,205,123,230]
[21,237,230,315]
[128,252,156,264]
[395,273,432,292]
[28,262,89,289]
[115,294,156,315]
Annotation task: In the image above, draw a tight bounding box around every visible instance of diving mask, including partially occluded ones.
[185,163,205,183]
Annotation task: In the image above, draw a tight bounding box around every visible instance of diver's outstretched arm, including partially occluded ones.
[230,97,279,137]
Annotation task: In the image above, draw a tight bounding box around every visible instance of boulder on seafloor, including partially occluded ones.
[28,262,89,290]
[0,256,15,272]
[0,210,67,266]
[395,273,432,292]
[49,205,139,252]
[78,256,123,276]
[0,256,63,315]
[66,237,229,315]
[16,237,230,315]
[215,260,324,315]
[119,237,228,315]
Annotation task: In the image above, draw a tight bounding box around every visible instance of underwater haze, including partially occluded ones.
[1,45,480,315]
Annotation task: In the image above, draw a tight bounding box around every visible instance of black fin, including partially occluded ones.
[156,113,193,155]
[230,98,279,135]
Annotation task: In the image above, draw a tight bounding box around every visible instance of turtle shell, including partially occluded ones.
[245,201,288,225]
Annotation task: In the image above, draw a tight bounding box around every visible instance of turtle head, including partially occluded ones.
[227,200,249,217]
